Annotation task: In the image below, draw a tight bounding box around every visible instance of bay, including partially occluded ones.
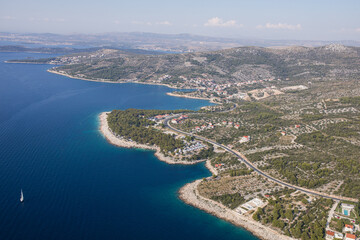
[0,52,258,240]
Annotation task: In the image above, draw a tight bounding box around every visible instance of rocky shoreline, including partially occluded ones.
[99,112,204,165]
[100,111,294,240]
[179,180,295,240]
[48,69,193,90]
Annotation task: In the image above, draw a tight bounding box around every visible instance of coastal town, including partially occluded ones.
[99,91,360,240]
[326,202,359,240]
[2,0,360,239]
[85,50,360,239]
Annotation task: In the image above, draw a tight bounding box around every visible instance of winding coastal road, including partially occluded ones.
[164,113,358,203]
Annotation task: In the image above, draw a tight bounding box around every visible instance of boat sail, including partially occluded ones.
[20,189,24,203]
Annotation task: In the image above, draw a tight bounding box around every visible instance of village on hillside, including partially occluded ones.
[326,202,359,240]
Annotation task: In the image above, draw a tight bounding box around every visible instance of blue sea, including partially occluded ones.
[0,52,258,240]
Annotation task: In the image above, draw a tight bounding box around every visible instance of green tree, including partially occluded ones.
[285,209,294,221]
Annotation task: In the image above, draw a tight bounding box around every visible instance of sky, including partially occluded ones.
[0,0,359,41]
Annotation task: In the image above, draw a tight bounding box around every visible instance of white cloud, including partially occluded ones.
[204,17,240,27]
[356,28,360,32]
[257,23,302,30]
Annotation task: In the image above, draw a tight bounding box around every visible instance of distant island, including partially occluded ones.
[2,32,360,53]
[0,45,101,54]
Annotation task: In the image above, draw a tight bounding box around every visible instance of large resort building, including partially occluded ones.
[341,203,355,216]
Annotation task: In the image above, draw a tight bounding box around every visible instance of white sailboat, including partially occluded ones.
[20,189,24,203]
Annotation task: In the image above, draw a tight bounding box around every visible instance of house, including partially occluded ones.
[155,115,166,120]
[171,119,179,124]
[177,115,188,120]
[344,224,354,233]
[239,136,250,143]
[214,164,223,168]
[280,131,286,136]
[295,125,301,128]
[264,194,270,198]
[345,233,356,240]
[341,203,355,216]
[234,124,240,129]
[222,121,227,125]
[334,232,343,239]
[325,230,334,240]
[157,115,167,119]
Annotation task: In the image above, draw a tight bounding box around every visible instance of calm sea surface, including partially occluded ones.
[0,52,258,240]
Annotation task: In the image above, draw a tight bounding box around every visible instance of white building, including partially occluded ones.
[344,224,354,233]
[239,198,265,211]
[325,231,334,240]
[334,232,343,239]
[239,136,250,143]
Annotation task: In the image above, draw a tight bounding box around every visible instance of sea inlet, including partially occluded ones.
[0,52,258,240]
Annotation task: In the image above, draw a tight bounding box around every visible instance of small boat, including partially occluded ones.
[20,189,24,203]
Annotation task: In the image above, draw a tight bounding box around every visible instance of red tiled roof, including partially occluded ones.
[326,231,335,236]
[346,233,356,239]
[345,224,354,229]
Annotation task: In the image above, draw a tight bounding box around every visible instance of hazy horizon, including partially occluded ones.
[1,0,360,41]
[2,30,360,42]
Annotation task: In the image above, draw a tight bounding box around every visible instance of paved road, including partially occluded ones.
[164,115,358,203]
[326,201,339,228]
